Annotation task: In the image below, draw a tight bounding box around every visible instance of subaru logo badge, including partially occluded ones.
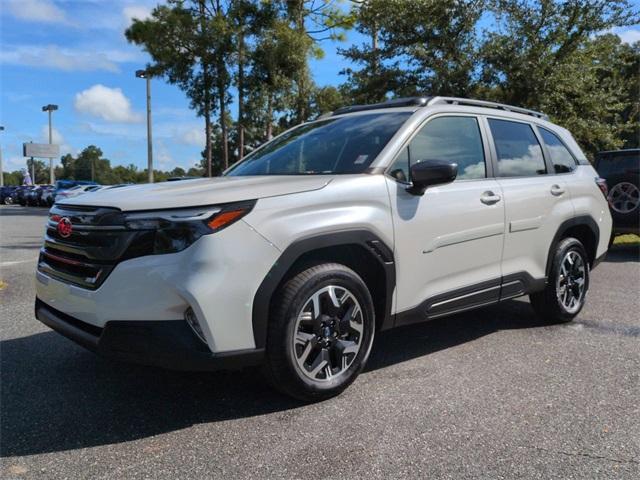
[57,217,73,238]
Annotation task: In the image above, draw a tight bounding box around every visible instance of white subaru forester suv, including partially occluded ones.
[36,97,612,401]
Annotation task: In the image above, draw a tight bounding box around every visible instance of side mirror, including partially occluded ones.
[406,160,458,196]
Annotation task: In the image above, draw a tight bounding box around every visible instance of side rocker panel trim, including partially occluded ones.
[252,230,396,349]
[394,271,546,327]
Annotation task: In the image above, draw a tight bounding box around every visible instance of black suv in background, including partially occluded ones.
[595,149,640,236]
[0,186,17,204]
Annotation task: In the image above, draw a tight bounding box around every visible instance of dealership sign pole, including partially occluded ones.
[0,125,4,187]
[136,70,154,183]
[42,104,59,184]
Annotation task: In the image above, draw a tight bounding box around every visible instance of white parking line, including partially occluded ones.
[0,259,35,266]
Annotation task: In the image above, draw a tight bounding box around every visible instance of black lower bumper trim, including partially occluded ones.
[35,299,264,371]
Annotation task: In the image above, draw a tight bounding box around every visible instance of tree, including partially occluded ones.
[59,153,75,179]
[126,1,225,176]
[479,0,639,157]
[603,37,640,149]
[197,119,231,174]
[310,85,345,117]
[72,146,116,183]
[284,0,352,123]
[341,0,486,101]
[248,15,302,140]
[25,159,48,184]
[2,171,23,186]
[112,164,141,184]
[230,0,261,159]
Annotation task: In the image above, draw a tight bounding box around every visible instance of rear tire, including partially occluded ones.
[264,263,375,402]
[530,237,589,323]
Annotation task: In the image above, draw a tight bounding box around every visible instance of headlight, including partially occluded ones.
[123,201,255,254]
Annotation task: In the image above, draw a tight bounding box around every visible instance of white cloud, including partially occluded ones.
[0,45,120,73]
[74,85,143,123]
[123,5,152,26]
[179,127,206,147]
[5,0,67,24]
[617,28,640,45]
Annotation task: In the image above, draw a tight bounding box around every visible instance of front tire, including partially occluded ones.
[264,263,375,402]
[530,237,589,323]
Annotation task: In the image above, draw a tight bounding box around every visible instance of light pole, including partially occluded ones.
[136,69,153,183]
[0,126,4,187]
[42,104,58,184]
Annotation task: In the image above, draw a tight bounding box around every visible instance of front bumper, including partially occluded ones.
[35,299,264,371]
[35,219,282,352]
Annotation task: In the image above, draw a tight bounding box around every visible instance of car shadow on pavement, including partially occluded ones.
[604,243,640,263]
[1,300,550,458]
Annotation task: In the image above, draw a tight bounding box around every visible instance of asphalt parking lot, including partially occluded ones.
[1,205,638,479]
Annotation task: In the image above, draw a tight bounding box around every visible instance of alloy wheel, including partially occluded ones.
[556,250,586,314]
[608,182,640,214]
[293,285,364,382]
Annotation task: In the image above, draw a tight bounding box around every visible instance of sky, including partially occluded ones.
[1,0,639,175]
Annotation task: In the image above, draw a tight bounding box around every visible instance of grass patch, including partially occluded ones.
[613,234,640,246]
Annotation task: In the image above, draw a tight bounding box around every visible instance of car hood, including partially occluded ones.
[56,175,332,211]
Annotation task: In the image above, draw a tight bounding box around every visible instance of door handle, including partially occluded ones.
[550,184,565,196]
[480,191,501,205]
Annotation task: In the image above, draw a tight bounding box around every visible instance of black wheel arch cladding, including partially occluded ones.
[546,215,600,274]
[252,230,395,349]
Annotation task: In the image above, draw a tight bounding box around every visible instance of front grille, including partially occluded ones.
[39,204,150,290]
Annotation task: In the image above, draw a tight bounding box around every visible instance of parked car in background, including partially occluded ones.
[50,180,97,205]
[0,186,18,204]
[25,186,40,206]
[54,179,97,190]
[13,185,36,206]
[26,185,54,206]
[41,186,57,207]
[54,184,102,202]
[595,149,640,236]
[37,186,56,206]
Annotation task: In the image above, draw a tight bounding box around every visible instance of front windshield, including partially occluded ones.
[226,112,411,176]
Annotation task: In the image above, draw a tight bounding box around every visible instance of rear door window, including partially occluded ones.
[488,119,546,177]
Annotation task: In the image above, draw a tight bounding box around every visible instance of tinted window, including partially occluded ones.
[226,112,411,176]
[488,119,546,177]
[540,127,576,173]
[596,153,640,177]
[389,116,486,182]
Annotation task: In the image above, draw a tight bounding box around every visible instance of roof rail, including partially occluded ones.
[332,97,430,115]
[428,96,549,120]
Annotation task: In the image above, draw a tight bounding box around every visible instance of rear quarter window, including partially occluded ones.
[539,127,577,173]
